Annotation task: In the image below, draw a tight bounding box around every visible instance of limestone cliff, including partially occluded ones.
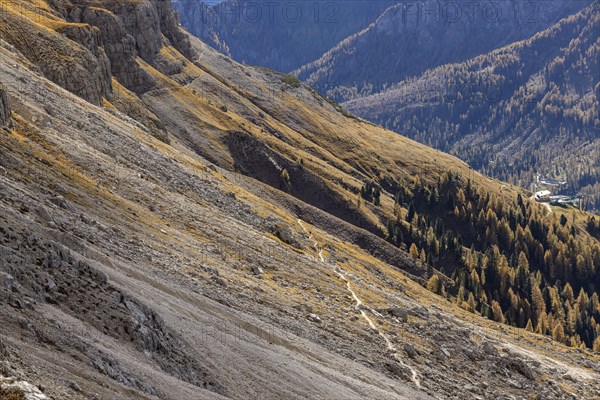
[0,5,112,105]
[63,0,194,93]
[0,0,193,104]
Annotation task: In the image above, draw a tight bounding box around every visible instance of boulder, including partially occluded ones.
[0,272,15,290]
[211,276,227,287]
[269,223,302,249]
[501,357,536,380]
[387,307,408,322]
[408,306,429,319]
[49,195,76,212]
[387,362,413,380]
[68,381,82,392]
[403,343,418,359]
[433,347,451,361]
[482,341,499,356]
[251,264,264,278]
[307,313,322,324]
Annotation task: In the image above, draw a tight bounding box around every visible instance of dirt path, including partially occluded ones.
[531,193,552,214]
[297,219,421,388]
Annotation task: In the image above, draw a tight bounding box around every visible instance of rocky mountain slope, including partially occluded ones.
[0,1,599,399]
[172,0,390,72]
[344,4,600,210]
[294,0,591,102]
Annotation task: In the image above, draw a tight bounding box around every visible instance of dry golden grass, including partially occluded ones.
[0,387,26,400]
[0,0,537,226]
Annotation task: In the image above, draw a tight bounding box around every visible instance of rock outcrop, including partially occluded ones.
[64,0,193,94]
[151,0,193,59]
[0,84,10,126]
[72,6,155,93]
[0,229,223,395]
[53,23,113,101]
[0,0,194,103]
[0,12,112,105]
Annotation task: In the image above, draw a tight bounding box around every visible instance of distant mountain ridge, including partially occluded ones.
[0,1,599,399]
[294,0,591,102]
[172,0,390,72]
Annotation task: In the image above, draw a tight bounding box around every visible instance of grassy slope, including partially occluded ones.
[3,0,598,311]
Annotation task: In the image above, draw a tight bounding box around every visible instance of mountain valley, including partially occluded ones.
[344,4,600,211]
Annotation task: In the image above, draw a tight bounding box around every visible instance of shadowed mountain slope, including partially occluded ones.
[294,0,590,102]
[172,0,390,72]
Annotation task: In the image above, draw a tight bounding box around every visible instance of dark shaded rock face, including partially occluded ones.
[53,23,113,103]
[71,5,155,93]
[0,84,10,126]
[151,0,193,59]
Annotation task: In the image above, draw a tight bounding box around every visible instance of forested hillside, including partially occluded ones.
[346,4,600,211]
[371,171,600,350]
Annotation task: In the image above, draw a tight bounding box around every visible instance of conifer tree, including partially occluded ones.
[525,319,534,332]
[407,202,416,223]
[553,323,566,343]
[467,292,476,313]
[409,243,419,259]
[426,274,441,294]
[593,336,600,352]
[492,300,504,323]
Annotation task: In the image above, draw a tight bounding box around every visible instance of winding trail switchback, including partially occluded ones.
[297,219,421,388]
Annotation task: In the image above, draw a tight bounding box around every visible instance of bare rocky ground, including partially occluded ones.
[0,42,425,399]
[0,2,598,399]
